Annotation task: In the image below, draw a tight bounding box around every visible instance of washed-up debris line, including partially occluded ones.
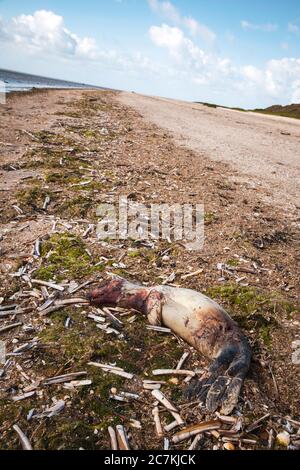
[0,89,299,450]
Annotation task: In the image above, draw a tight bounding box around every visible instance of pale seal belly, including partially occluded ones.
[88,278,252,415]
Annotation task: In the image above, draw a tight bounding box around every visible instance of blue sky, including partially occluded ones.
[0,0,299,107]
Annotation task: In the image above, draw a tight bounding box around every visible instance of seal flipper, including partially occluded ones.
[185,344,237,403]
[185,338,251,415]
[220,377,244,415]
[220,348,251,415]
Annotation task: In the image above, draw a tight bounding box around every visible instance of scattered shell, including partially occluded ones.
[13,424,33,451]
[224,442,235,451]
[276,431,290,447]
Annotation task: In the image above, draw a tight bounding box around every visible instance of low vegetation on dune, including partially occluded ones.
[253,104,300,120]
[198,101,300,119]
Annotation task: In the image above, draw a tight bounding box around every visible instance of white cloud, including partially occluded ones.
[149,24,186,59]
[241,20,278,32]
[225,31,236,43]
[280,42,289,50]
[291,81,300,102]
[288,22,300,34]
[0,10,98,59]
[149,0,216,44]
[0,9,160,76]
[0,16,8,40]
[241,65,263,83]
[149,0,180,23]
[149,23,300,105]
[241,58,300,103]
[1,9,300,107]
[183,17,216,43]
[149,24,234,85]
[150,24,208,67]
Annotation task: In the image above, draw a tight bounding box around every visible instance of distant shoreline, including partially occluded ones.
[0,67,105,94]
[6,86,101,97]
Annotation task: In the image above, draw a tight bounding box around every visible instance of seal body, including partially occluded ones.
[88,278,251,415]
[155,285,238,358]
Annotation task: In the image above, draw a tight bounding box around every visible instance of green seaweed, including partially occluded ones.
[34,233,103,281]
[17,183,51,211]
[207,284,280,346]
[57,195,95,218]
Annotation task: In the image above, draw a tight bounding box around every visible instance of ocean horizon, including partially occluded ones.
[0,68,104,93]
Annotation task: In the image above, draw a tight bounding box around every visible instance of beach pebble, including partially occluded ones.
[224,443,235,451]
[276,431,290,447]
[169,378,179,385]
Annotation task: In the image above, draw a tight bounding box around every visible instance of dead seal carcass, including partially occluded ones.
[88,278,251,415]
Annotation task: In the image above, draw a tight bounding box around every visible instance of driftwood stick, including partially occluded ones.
[87,313,106,323]
[146,325,172,333]
[32,280,64,292]
[43,371,87,386]
[176,352,190,370]
[151,390,178,413]
[116,425,130,450]
[108,427,118,450]
[0,322,22,334]
[181,269,204,280]
[189,434,202,450]
[164,420,179,432]
[152,407,164,437]
[0,304,18,311]
[164,438,170,450]
[88,362,134,380]
[170,411,184,426]
[13,425,33,450]
[40,305,64,316]
[69,280,94,294]
[40,298,89,316]
[56,298,89,306]
[172,420,221,444]
[152,369,195,377]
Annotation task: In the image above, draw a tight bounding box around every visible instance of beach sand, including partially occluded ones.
[0,89,299,450]
[119,92,300,214]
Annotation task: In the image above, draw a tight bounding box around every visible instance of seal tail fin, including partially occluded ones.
[185,337,251,415]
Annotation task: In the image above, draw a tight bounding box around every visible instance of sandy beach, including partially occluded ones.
[0,89,299,450]
[119,92,300,214]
